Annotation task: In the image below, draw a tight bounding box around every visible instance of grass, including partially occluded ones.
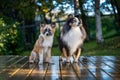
[82,35,120,56]
[22,35,120,56]
[51,35,120,56]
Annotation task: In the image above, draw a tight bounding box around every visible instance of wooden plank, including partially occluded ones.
[71,60,96,80]
[8,61,29,80]
[59,59,79,80]
[88,56,120,79]
[0,56,14,68]
[75,56,98,80]
[0,56,23,74]
[25,63,48,80]
[1,56,22,70]
[0,56,120,80]
[0,56,19,70]
[24,55,50,80]
[9,62,36,80]
[0,55,14,64]
[44,56,60,80]
[101,56,120,70]
[0,56,27,80]
[84,56,114,80]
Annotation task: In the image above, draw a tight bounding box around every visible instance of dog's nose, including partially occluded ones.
[46,33,49,36]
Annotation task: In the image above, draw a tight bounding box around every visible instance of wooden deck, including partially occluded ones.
[0,56,120,80]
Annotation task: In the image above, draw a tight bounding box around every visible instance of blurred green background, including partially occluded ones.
[0,0,120,56]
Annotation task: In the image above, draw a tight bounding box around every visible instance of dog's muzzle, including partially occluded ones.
[46,32,52,36]
[43,28,52,36]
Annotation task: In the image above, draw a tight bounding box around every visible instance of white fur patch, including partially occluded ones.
[39,34,54,48]
[62,27,83,55]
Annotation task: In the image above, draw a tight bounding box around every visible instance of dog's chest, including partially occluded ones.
[62,27,83,53]
[42,36,53,47]
[63,27,82,42]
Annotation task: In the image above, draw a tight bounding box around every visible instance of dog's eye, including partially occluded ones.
[72,20,76,23]
[45,28,51,32]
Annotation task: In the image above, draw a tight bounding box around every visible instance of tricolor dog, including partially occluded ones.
[29,23,56,64]
[59,16,86,63]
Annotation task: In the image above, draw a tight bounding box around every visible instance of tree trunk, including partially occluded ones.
[95,0,104,43]
[74,0,80,16]
[113,0,120,31]
[110,0,120,32]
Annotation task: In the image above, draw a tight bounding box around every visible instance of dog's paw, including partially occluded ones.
[49,62,54,65]
[59,57,64,61]
[73,60,78,63]
[48,60,54,65]
[34,59,39,63]
[29,60,34,64]
[65,60,70,63]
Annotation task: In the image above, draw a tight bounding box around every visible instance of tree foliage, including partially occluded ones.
[0,18,22,55]
[0,0,36,24]
[0,0,119,55]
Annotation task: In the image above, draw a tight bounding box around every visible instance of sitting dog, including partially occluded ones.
[29,23,56,64]
[59,16,86,63]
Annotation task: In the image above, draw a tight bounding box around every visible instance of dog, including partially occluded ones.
[29,23,56,64]
[59,16,86,63]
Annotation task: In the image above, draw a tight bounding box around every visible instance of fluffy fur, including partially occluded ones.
[59,16,86,62]
[29,23,56,64]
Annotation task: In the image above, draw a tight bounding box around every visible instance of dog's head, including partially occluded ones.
[40,23,56,36]
[68,17,81,27]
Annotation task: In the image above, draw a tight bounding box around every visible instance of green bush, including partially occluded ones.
[0,18,23,55]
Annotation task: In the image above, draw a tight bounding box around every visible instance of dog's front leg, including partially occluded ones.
[74,48,81,62]
[47,47,52,63]
[60,53,64,61]
[72,54,76,60]
[43,47,51,63]
[43,49,47,63]
[39,50,43,64]
[62,48,70,62]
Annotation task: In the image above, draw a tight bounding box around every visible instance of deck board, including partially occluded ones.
[78,57,98,80]
[45,56,60,80]
[60,62,79,80]
[0,56,120,80]
[0,56,27,80]
[88,56,120,80]
[81,56,114,80]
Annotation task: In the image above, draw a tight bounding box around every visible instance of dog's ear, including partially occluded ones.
[51,22,56,28]
[40,23,45,28]
[40,23,45,33]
